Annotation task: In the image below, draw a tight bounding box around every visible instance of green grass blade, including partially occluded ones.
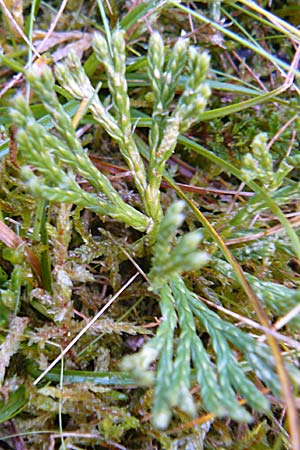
[27,362,138,386]
[171,2,300,77]
[0,386,27,423]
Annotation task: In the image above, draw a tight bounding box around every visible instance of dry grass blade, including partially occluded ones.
[225,215,300,245]
[0,0,40,57]
[273,303,300,332]
[35,0,69,54]
[236,0,300,42]
[0,0,69,97]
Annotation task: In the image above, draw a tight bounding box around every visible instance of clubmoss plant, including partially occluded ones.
[144,33,211,223]
[230,132,300,229]
[12,83,151,232]
[9,28,299,430]
[242,132,300,191]
[55,30,211,229]
[122,203,297,428]
[214,257,300,328]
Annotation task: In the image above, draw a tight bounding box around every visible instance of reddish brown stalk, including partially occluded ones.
[89,155,253,197]
[0,220,43,288]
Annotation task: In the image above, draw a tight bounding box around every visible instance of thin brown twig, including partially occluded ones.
[267,114,298,151]
[90,156,254,197]
[33,272,140,385]
[232,49,268,92]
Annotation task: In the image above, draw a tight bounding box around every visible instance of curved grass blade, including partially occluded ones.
[171,2,300,77]
[0,386,27,423]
